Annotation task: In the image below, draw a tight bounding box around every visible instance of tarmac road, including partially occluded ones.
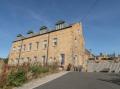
[34,72,120,89]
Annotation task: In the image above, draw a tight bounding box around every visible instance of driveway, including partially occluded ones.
[35,72,120,89]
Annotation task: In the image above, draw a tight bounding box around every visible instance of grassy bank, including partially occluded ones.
[0,63,59,89]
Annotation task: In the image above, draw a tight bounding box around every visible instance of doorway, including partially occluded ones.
[60,54,65,65]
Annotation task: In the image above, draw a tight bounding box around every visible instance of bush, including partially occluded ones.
[30,65,49,77]
[30,65,41,74]
[48,62,58,70]
[8,68,26,87]
[0,63,58,88]
[40,67,49,73]
[0,73,7,88]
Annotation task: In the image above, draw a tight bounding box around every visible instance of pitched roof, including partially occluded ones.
[13,24,72,42]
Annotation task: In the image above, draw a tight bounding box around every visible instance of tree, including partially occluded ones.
[3,58,8,64]
[0,57,8,64]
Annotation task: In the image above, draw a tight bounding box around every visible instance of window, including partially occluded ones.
[16,58,19,64]
[23,44,26,51]
[21,58,24,60]
[29,43,32,51]
[43,40,47,49]
[78,29,82,35]
[20,58,24,63]
[53,38,58,46]
[74,55,78,66]
[27,57,31,62]
[34,56,37,62]
[12,46,16,51]
[42,56,46,65]
[19,58,24,64]
[36,42,39,50]
[18,45,21,51]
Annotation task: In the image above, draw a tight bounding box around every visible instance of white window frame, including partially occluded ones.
[28,43,32,51]
[53,38,58,47]
[43,40,47,49]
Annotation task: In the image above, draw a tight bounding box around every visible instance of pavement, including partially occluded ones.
[34,72,120,89]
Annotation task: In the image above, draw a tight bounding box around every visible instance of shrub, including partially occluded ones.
[8,68,26,87]
[30,65,41,74]
[0,73,7,88]
[30,65,49,78]
[40,67,49,73]
[31,65,49,74]
[0,62,58,88]
[48,62,58,72]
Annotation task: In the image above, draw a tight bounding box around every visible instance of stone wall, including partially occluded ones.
[86,60,120,73]
[8,22,85,68]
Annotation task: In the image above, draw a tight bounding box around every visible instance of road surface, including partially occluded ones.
[34,72,120,89]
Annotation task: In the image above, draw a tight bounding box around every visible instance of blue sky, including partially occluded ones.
[0,0,120,58]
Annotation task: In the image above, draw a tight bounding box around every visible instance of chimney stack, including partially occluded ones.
[40,26,48,34]
[55,20,65,30]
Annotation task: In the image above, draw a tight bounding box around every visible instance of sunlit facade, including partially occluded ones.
[8,21,85,69]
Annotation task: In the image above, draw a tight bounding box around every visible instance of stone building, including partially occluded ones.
[8,21,85,69]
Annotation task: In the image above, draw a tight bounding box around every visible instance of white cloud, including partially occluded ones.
[27,9,52,26]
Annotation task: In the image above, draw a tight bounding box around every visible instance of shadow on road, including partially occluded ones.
[98,74,120,85]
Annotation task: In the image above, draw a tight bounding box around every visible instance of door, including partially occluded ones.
[42,56,46,66]
[60,54,65,65]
